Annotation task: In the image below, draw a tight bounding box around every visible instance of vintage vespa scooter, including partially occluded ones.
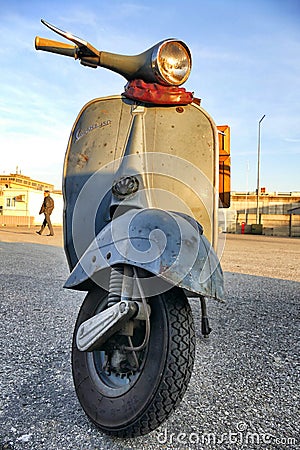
[35,19,227,438]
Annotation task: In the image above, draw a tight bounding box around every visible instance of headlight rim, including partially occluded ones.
[151,39,192,86]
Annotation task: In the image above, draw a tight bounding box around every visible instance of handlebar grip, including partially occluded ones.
[35,36,77,58]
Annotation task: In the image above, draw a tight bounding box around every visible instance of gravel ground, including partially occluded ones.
[0,230,299,449]
[220,233,300,282]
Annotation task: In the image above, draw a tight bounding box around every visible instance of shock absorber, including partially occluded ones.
[107,265,124,307]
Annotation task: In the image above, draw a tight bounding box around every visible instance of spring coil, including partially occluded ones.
[107,265,124,307]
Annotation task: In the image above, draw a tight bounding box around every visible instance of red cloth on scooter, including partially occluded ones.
[122,79,194,105]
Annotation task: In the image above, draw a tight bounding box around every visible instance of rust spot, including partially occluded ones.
[80,153,89,162]
[77,152,89,167]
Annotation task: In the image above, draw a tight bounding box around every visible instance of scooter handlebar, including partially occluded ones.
[35,19,192,82]
[35,36,77,58]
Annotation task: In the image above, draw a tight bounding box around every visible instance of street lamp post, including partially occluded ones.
[256,114,266,224]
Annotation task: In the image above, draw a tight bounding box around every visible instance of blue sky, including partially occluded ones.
[1,0,299,192]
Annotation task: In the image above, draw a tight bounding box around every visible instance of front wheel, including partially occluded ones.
[72,285,195,437]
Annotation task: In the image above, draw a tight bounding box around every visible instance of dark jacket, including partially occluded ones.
[40,196,54,215]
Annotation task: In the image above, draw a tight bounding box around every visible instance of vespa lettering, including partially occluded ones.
[75,119,112,142]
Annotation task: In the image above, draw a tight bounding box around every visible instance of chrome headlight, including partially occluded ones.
[151,40,192,86]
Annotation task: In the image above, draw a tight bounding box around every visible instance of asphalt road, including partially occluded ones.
[0,232,299,449]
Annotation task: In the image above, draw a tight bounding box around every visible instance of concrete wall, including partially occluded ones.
[224,193,300,237]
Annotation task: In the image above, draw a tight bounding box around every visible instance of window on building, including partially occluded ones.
[6,197,16,208]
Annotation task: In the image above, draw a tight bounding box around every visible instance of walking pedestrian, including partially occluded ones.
[36,190,55,236]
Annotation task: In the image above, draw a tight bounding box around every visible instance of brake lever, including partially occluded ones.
[41,19,100,59]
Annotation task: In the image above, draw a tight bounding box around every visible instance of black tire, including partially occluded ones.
[72,285,195,437]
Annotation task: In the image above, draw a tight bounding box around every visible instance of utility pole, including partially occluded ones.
[256,114,266,224]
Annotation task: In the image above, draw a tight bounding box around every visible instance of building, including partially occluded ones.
[0,173,54,192]
[223,191,300,237]
[0,173,63,226]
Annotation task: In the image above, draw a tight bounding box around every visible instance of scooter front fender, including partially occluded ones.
[64,208,224,300]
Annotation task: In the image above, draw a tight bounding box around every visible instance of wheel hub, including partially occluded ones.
[107,347,139,375]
